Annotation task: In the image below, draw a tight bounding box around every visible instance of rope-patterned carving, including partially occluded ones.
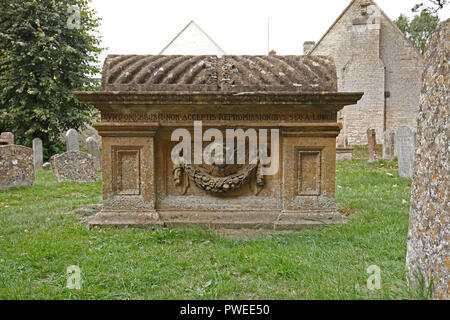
[101,55,337,92]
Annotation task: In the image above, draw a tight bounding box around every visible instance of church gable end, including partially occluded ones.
[309,0,424,145]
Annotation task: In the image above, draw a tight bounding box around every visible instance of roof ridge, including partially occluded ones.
[159,20,226,55]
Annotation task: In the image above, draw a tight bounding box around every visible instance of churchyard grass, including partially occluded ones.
[0,158,418,299]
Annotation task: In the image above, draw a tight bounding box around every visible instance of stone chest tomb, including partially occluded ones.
[75,55,362,229]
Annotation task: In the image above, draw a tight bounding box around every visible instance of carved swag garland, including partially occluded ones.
[173,159,265,195]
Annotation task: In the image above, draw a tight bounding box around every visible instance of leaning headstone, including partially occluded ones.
[382,130,395,161]
[86,137,101,171]
[367,128,378,163]
[0,132,14,145]
[32,138,43,169]
[42,162,51,171]
[406,19,449,301]
[65,129,80,152]
[396,126,416,178]
[50,151,99,183]
[0,145,35,189]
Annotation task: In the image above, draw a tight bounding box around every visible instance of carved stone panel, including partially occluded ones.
[113,147,141,196]
[297,150,322,196]
[100,133,156,213]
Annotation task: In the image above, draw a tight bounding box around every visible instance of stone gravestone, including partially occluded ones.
[343,135,349,148]
[406,19,449,300]
[382,130,395,161]
[86,137,101,171]
[0,145,35,189]
[32,138,43,169]
[50,151,99,183]
[367,128,378,163]
[336,148,353,162]
[0,132,14,145]
[65,129,80,152]
[396,126,416,178]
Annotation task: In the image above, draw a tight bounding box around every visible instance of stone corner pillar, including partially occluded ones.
[280,123,342,225]
[92,122,160,224]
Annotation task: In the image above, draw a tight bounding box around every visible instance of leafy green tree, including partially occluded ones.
[394,8,440,54]
[394,14,410,34]
[0,0,103,158]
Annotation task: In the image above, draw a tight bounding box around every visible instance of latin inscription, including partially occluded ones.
[102,112,336,123]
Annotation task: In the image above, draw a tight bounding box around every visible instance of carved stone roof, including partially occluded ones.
[101,55,337,93]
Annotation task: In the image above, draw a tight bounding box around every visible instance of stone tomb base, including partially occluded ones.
[76,54,362,230]
[77,93,362,230]
[88,210,344,230]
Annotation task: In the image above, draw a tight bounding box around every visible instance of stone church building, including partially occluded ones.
[307,0,424,145]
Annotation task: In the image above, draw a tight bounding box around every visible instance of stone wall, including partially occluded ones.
[311,0,423,145]
[381,11,423,135]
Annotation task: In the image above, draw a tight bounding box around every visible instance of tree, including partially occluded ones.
[394,6,440,54]
[414,0,449,13]
[0,0,103,158]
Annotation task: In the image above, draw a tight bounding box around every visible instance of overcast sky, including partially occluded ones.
[91,0,449,64]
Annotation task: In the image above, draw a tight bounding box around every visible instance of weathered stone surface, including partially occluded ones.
[50,151,99,183]
[367,128,378,163]
[42,162,51,171]
[32,138,43,169]
[336,148,353,162]
[0,145,34,189]
[406,19,449,300]
[310,0,424,145]
[101,55,337,93]
[0,132,14,145]
[86,136,101,171]
[382,130,395,160]
[65,129,80,152]
[396,126,416,178]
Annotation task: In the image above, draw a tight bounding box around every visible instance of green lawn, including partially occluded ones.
[0,158,417,300]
